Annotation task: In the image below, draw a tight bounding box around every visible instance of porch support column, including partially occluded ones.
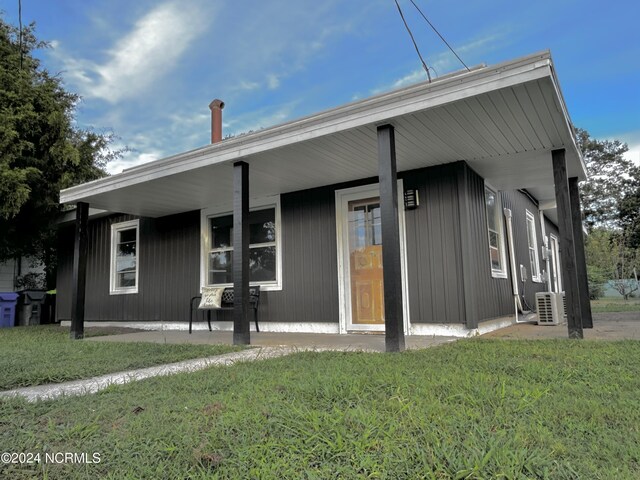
[233,161,250,345]
[569,177,593,328]
[551,149,583,339]
[70,201,89,340]
[377,124,406,353]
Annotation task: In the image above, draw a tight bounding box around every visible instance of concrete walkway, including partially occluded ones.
[0,347,313,402]
[0,334,456,402]
[483,311,640,340]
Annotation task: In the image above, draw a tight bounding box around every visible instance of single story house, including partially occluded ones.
[57,51,592,351]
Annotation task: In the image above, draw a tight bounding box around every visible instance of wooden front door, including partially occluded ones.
[347,197,384,326]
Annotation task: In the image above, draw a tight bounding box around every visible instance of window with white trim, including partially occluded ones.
[525,210,541,282]
[110,220,139,294]
[204,202,281,290]
[484,186,507,278]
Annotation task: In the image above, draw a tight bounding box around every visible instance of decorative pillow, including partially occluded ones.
[199,287,225,309]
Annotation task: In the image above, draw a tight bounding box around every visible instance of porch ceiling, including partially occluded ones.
[60,51,585,219]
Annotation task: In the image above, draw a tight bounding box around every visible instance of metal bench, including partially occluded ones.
[189,287,261,334]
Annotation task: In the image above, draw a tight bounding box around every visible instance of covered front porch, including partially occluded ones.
[60,51,591,351]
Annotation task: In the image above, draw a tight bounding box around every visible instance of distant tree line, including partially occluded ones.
[578,129,640,299]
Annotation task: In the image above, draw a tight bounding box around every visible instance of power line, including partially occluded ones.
[407,0,470,72]
[393,0,432,83]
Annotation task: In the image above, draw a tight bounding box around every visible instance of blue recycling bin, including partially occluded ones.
[0,292,19,328]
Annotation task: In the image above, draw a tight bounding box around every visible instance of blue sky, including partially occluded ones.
[4,0,639,173]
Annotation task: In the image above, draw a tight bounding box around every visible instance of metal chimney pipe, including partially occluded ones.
[209,99,225,143]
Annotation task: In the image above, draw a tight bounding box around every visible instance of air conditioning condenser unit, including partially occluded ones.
[535,292,564,326]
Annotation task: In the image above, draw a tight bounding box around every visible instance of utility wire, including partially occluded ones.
[408,0,470,72]
[393,0,432,83]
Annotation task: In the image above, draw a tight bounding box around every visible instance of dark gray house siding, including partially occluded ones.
[500,190,551,309]
[255,185,341,324]
[402,163,465,324]
[57,161,555,327]
[461,164,514,323]
[57,212,201,323]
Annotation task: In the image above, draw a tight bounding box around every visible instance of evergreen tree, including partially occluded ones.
[0,17,123,288]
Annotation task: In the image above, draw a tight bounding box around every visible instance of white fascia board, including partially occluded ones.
[548,65,587,180]
[61,51,556,205]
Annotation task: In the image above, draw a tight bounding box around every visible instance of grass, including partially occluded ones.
[591,297,640,313]
[1,339,640,479]
[0,325,244,390]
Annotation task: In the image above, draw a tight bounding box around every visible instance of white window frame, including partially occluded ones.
[109,219,140,295]
[484,184,508,279]
[200,195,282,292]
[525,210,542,282]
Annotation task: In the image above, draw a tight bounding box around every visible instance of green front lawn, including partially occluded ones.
[0,325,243,390]
[1,340,639,479]
[591,297,640,313]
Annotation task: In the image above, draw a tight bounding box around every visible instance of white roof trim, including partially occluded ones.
[61,51,569,205]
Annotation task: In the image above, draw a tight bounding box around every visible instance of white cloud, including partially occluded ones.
[108,150,164,175]
[267,74,280,90]
[610,130,640,167]
[624,143,640,167]
[55,1,210,103]
[237,80,261,91]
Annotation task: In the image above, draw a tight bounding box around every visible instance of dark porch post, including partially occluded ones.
[70,201,89,340]
[377,124,406,353]
[233,161,250,345]
[569,177,593,328]
[552,149,583,339]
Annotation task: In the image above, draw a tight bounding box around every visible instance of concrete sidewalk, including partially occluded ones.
[483,311,640,340]
[0,347,317,402]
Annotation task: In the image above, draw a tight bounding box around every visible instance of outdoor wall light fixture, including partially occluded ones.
[404,189,419,210]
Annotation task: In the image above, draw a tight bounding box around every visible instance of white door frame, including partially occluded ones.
[335,182,411,334]
[549,233,562,293]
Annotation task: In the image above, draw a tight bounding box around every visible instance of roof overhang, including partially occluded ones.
[60,51,585,219]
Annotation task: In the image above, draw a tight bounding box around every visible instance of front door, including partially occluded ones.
[348,197,385,327]
[336,183,410,334]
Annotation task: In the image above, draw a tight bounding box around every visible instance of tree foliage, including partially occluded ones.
[579,129,640,298]
[0,17,124,286]
[576,128,638,231]
[619,171,640,249]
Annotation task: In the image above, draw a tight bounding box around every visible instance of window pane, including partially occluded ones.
[119,228,136,244]
[529,250,537,275]
[250,246,276,282]
[526,219,536,246]
[249,209,276,244]
[348,207,366,250]
[489,231,499,249]
[490,246,501,270]
[485,189,497,230]
[211,215,233,248]
[371,205,382,246]
[209,251,233,284]
[209,248,277,284]
[118,240,136,257]
[116,255,136,273]
[118,272,136,287]
[116,227,136,289]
